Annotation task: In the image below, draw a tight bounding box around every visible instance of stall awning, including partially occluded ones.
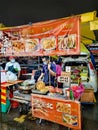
[90,19,98,30]
[80,43,90,55]
[80,11,96,23]
[81,22,96,44]
[78,11,97,44]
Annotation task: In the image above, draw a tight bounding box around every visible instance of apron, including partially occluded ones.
[8,65,18,74]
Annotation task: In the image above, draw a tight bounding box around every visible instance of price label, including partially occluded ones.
[57,72,71,86]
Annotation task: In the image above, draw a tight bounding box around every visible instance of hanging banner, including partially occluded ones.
[0,16,80,56]
[31,94,81,130]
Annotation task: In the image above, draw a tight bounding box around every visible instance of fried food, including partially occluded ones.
[36,81,45,91]
[56,102,71,114]
[42,38,56,50]
[12,41,25,52]
[40,87,49,93]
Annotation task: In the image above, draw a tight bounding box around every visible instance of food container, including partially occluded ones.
[19,85,35,90]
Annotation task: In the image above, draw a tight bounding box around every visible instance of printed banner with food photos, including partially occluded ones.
[0,16,80,56]
[31,94,81,130]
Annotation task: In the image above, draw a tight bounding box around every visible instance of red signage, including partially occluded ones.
[31,94,81,130]
[0,16,80,56]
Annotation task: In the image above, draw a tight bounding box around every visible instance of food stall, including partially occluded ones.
[0,16,82,130]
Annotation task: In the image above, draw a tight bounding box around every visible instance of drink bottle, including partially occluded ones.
[70,90,74,100]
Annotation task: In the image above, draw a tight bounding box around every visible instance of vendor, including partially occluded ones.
[38,56,56,87]
[56,57,63,88]
[5,56,21,79]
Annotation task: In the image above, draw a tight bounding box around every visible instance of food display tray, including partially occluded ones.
[31,89,48,95]
[19,85,35,90]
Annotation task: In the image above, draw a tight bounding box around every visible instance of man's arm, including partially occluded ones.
[17,71,21,79]
[38,73,44,81]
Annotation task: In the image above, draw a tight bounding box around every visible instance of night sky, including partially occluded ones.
[0,0,98,26]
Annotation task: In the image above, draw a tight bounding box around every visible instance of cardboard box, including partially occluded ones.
[80,89,95,102]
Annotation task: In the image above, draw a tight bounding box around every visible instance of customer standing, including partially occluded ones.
[38,56,56,87]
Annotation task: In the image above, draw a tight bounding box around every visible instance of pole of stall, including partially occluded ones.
[38,56,40,70]
[49,56,51,86]
[0,68,1,120]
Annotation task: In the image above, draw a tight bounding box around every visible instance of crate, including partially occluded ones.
[1,99,10,113]
[80,89,95,103]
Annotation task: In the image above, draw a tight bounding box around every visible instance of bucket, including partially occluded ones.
[11,100,19,108]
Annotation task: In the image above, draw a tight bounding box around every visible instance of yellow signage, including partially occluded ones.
[81,11,97,23]
[90,19,98,30]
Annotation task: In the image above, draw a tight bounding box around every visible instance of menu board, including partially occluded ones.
[0,16,80,56]
[31,94,81,130]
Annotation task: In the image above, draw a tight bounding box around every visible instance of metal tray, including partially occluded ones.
[19,85,35,90]
[31,89,48,95]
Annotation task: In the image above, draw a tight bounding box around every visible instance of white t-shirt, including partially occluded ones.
[5,61,21,73]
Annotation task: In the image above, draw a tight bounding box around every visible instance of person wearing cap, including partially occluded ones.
[5,56,21,79]
[38,56,56,87]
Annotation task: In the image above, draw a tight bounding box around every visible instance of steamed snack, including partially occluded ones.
[12,41,25,52]
[41,37,56,50]
[36,81,45,91]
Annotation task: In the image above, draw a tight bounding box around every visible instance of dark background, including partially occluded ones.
[0,0,98,26]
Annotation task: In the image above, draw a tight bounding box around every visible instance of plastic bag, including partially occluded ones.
[6,71,17,82]
[71,83,85,99]
[1,71,7,83]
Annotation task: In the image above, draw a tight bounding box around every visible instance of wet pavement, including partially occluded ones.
[0,93,98,130]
